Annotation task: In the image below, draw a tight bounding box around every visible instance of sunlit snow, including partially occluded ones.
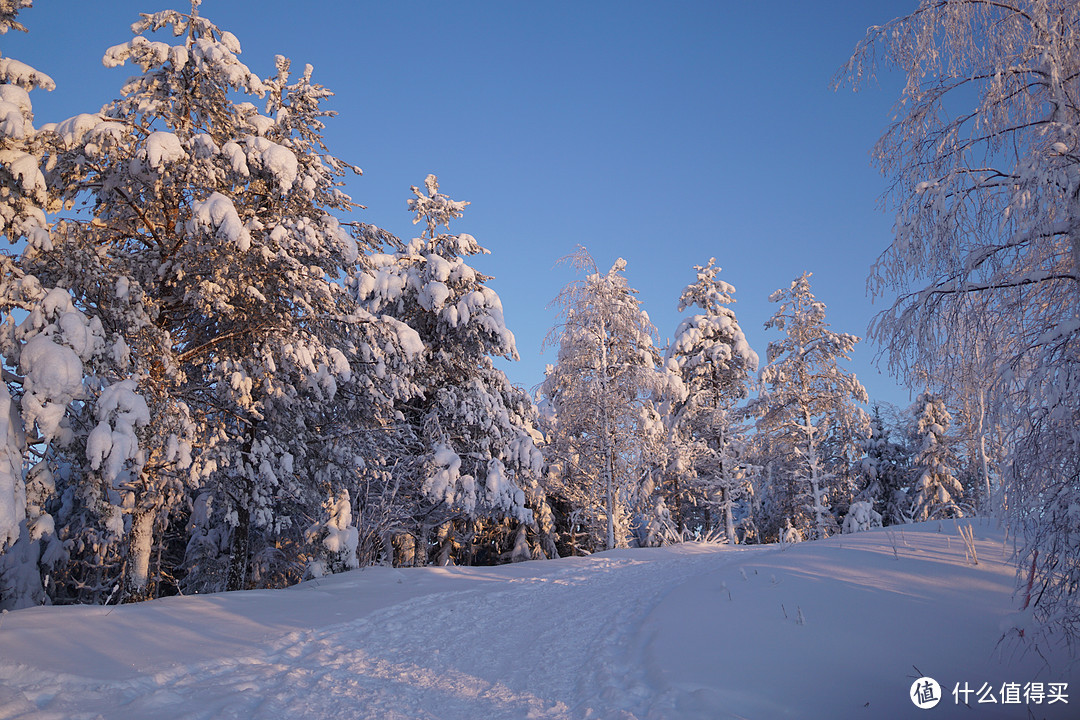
[0,520,1071,719]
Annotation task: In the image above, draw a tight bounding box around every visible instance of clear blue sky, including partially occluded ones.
[6,0,918,409]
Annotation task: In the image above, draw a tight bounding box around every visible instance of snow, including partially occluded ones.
[0,86,30,116]
[423,443,464,509]
[57,309,103,360]
[144,131,186,170]
[246,136,298,192]
[102,36,177,71]
[386,315,424,358]
[320,490,359,569]
[0,57,54,91]
[86,380,150,487]
[0,87,30,139]
[0,149,44,197]
[45,112,124,149]
[0,105,22,143]
[419,279,450,310]
[188,38,266,95]
[219,31,242,55]
[18,334,83,441]
[188,192,252,251]
[0,385,25,549]
[221,141,250,175]
[188,133,219,159]
[0,520,1070,719]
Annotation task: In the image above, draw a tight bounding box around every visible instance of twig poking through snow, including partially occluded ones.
[959,523,978,565]
[886,530,900,560]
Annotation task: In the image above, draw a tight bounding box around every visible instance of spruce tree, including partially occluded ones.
[354,175,546,566]
[908,392,963,521]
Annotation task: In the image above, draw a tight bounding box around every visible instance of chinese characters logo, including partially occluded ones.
[911,677,942,709]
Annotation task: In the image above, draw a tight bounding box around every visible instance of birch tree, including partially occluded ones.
[838,0,1080,647]
[541,248,667,552]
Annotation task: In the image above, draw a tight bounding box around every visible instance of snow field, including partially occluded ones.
[0,520,1074,719]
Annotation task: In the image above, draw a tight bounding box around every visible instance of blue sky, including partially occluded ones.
[7,0,919,408]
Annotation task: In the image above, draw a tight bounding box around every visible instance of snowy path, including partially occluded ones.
[0,547,744,720]
[1,522,1076,719]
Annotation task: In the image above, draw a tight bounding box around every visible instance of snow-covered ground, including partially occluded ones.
[0,519,1074,719]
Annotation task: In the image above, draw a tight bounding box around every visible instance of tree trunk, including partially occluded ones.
[809,470,824,541]
[226,503,250,591]
[226,424,257,591]
[805,407,827,541]
[722,485,737,544]
[597,315,617,552]
[126,504,157,599]
[671,475,684,535]
[605,448,616,551]
[976,388,991,513]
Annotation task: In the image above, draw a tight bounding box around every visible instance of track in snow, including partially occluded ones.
[0,546,747,720]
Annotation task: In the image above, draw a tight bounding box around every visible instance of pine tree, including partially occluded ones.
[663,259,758,542]
[540,248,668,552]
[0,0,96,609]
[753,273,869,541]
[9,3,416,600]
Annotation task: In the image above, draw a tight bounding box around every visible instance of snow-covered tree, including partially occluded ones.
[0,0,97,609]
[7,4,419,600]
[841,500,882,534]
[753,273,870,541]
[0,0,47,555]
[541,248,668,552]
[908,392,963,521]
[663,259,758,542]
[838,0,1080,645]
[353,175,546,566]
[857,404,911,525]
